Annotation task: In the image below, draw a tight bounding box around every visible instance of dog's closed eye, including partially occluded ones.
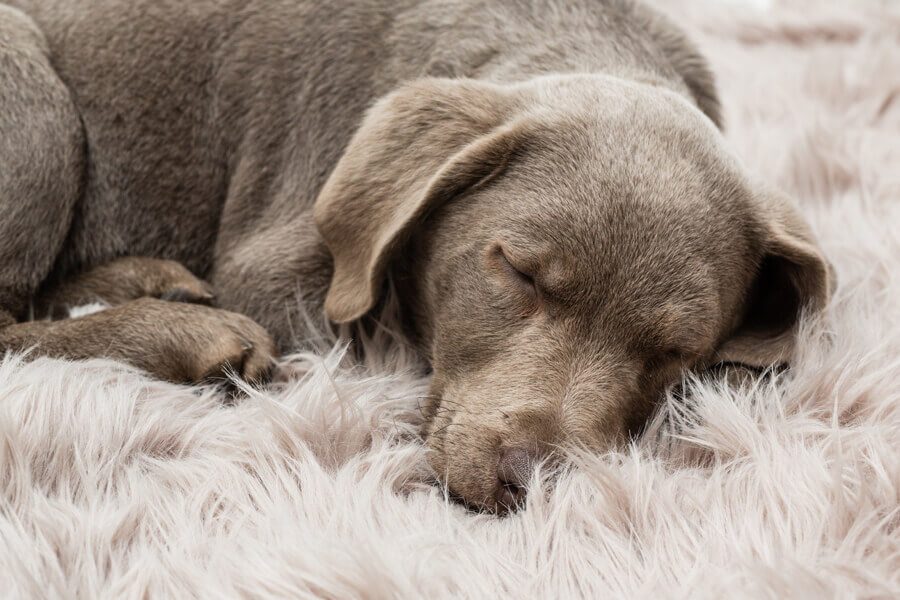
[488,244,539,315]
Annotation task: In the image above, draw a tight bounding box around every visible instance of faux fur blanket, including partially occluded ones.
[2,1,898,597]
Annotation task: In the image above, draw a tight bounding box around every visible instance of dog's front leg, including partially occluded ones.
[211,215,333,351]
[0,298,278,384]
[34,256,217,319]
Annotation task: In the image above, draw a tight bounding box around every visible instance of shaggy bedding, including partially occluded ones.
[2,0,898,597]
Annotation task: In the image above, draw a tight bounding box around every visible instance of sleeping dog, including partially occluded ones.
[0,0,832,512]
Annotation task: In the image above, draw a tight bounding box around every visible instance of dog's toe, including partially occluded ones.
[160,286,216,306]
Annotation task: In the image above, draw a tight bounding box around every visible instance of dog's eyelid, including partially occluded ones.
[660,344,703,364]
[490,244,540,306]
[498,246,533,280]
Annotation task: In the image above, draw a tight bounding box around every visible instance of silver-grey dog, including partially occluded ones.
[0,0,832,512]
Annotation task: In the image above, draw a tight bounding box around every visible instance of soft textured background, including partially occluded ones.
[1,0,898,597]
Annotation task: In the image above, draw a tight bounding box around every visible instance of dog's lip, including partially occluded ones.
[445,483,514,516]
[496,483,524,513]
[423,393,524,515]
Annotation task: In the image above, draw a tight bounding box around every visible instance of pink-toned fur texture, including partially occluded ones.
[1,0,897,597]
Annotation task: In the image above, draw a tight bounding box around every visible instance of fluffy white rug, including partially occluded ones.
[2,1,898,597]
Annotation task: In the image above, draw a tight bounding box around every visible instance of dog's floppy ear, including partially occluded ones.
[715,191,835,367]
[314,78,519,323]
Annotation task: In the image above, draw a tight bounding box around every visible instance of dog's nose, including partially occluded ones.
[496,445,543,510]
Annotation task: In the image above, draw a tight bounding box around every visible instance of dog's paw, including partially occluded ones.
[26,297,279,386]
[189,309,278,386]
[36,256,217,318]
[131,298,279,386]
[157,280,216,307]
[119,257,217,306]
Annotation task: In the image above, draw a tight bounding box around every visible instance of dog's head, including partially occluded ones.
[314,76,833,512]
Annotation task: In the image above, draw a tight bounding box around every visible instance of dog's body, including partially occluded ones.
[2,0,717,334]
[0,0,832,511]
